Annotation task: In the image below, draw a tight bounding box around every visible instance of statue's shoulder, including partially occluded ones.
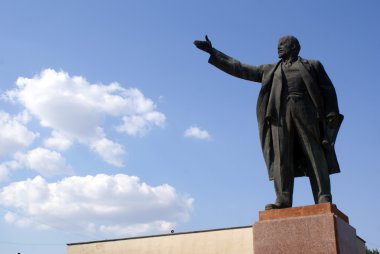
[259,63,278,73]
[261,63,275,69]
[299,58,326,74]
[300,58,322,67]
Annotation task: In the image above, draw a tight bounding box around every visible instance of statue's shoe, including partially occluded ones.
[318,196,332,204]
[265,203,291,210]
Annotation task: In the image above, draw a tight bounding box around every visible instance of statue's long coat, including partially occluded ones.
[209,49,342,180]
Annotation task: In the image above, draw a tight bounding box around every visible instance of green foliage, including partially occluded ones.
[366,247,380,254]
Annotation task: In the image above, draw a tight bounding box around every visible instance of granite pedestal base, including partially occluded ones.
[253,203,363,254]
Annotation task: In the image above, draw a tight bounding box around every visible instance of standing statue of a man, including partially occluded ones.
[194,35,343,210]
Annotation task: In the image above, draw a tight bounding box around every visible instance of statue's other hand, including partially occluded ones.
[194,35,213,54]
[326,113,341,129]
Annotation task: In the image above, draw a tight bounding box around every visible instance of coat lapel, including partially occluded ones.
[262,61,281,87]
[259,61,282,123]
[296,58,323,116]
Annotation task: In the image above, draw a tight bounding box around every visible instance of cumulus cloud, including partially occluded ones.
[0,160,21,182]
[0,174,193,236]
[15,148,72,177]
[43,131,72,151]
[90,138,126,167]
[117,111,166,136]
[99,221,173,236]
[0,111,38,157]
[184,126,211,140]
[0,147,72,181]
[3,69,165,166]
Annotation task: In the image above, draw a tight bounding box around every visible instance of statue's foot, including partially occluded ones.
[265,203,291,210]
[318,196,332,204]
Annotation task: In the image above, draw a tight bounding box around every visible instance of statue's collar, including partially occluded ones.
[281,56,299,66]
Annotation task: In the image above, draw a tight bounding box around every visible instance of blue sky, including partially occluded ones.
[0,1,379,253]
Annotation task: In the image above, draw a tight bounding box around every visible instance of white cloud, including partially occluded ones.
[117,111,166,136]
[43,131,72,151]
[0,166,9,182]
[90,138,126,167]
[0,174,193,237]
[99,221,173,236]
[4,212,35,228]
[16,148,72,177]
[0,160,21,182]
[4,69,165,166]
[184,126,211,140]
[0,111,38,157]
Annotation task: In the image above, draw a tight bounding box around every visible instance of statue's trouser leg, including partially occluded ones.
[309,174,319,204]
[288,96,332,203]
[272,99,295,207]
[273,96,332,206]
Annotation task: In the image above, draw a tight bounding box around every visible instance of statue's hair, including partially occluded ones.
[280,35,301,56]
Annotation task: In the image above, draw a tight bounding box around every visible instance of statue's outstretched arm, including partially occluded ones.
[194,35,264,83]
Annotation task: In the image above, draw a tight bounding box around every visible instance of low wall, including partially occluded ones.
[67,226,254,254]
[67,205,367,254]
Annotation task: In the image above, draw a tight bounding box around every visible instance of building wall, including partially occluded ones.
[67,225,366,254]
[67,226,254,254]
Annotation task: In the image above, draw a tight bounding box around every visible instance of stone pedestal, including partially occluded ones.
[253,203,362,254]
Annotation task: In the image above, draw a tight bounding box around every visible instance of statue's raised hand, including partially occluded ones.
[194,35,213,54]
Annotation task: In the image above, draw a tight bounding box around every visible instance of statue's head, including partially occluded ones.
[277,35,301,60]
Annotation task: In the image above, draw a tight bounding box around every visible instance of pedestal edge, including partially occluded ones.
[258,203,349,223]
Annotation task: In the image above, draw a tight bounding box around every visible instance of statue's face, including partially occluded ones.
[277,38,294,59]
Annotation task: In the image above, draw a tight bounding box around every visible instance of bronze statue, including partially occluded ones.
[194,35,343,210]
